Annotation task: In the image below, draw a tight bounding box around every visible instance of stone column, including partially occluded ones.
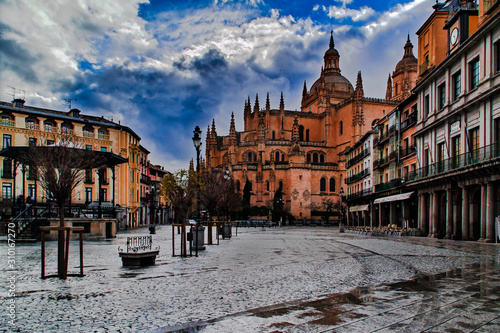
[419,194,427,235]
[445,188,453,239]
[480,184,487,241]
[453,198,460,240]
[462,187,469,240]
[378,203,382,228]
[431,192,439,238]
[485,182,495,243]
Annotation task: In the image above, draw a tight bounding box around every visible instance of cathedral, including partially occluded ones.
[205,32,417,219]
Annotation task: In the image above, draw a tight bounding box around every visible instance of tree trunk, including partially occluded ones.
[58,204,66,279]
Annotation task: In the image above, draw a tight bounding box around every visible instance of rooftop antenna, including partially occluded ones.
[65,98,77,110]
[6,86,26,100]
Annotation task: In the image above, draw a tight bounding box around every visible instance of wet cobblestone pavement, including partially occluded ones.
[1,226,499,332]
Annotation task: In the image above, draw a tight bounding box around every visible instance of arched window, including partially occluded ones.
[306,129,310,141]
[281,153,285,162]
[320,154,325,163]
[307,153,311,162]
[275,151,280,162]
[279,180,283,190]
[329,178,335,192]
[313,153,318,163]
[272,131,276,140]
[299,125,304,141]
[320,178,326,192]
[340,121,343,135]
[340,174,343,185]
[266,181,270,192]
[236,180,240,192]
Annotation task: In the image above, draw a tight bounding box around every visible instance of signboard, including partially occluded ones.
[451,121,460,132]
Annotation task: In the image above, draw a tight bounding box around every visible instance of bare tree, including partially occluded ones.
[160,169,197,224]
[23,139,100,279]
[200,169,241,220]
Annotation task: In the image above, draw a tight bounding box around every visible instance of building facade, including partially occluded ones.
[205,33,400,219]
[0,99,157,229]
[408,0,500,241]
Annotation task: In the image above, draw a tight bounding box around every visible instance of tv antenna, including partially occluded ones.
[7,86,26,100]
[65,98,77,109]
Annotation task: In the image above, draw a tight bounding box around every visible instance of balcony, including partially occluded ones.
[25,123,40,131]
[400,144,416,159]
[98,133,110,140]
[400,112,417,131]
[346,188,373,201]
[345,168,370,184]
[375,178,403,193]
[346,148,371,168]
[44,126,58,133]
[83,131,95,138]
[374,156,390,168]
[419,59,429,74]
[84,176,94,184]
[406,142,500,183]
[141,174,151,184]
[1,119,15,127]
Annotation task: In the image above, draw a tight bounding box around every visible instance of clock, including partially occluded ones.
[450,27,459,46]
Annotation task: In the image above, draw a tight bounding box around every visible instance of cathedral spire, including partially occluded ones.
[386,74,393,100]
[254,94,260,113]
[302,80,308,97]
[266,92,270,112]
[279,92,285,112]
[404,34,414,57]
[355,71,364,98]
[229,112,236,146]
[329,30,334,49]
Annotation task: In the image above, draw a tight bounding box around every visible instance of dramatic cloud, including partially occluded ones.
[0,0,433,171]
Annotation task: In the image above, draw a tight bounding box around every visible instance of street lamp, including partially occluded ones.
[339,187,345,233]
[192,126,202,222]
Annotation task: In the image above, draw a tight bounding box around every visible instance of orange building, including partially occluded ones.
[205,33,400,220]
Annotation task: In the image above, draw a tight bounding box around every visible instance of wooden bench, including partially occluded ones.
[118,236,159,267]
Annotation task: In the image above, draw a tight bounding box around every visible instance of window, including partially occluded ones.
[100,188,107,202]
[469,127,479,160]
[452,136,461,168]
[3,135,11,148]
[272,131,275,140]
[306,129,310,141]
[313,153,318,163]
[320,154,325,163]
[47,140,55,146]
[438,83,446,109]
[469,57,480,90]
[495,118,500,155]
[28,165,37,180]
[266,181,270,192]
[452,71,461,101]
[320,178,326,192]
[424,94,430,116]
[495,41,500,74]
[85,144,92,150]
[340,121,343,135]
[299,125,304,141]
[2,183,12,199]
[437,142,445,172]
[2,159,12,178]
[275,151,280,162]
[100,146,107,152]
[85,169,93,184]
[28,184,36,200]
[329,178,335,192]
[29,138,37,147]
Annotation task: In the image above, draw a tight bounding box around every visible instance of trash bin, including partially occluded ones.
[149,225,156,234]
[222,223,232,239]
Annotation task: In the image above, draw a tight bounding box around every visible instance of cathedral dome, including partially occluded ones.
[310,72,354,96]
[394,36,417,74]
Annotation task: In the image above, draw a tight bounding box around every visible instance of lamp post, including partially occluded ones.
[192,126,205,252]
[147,185,156,234]
[339,187,345,233]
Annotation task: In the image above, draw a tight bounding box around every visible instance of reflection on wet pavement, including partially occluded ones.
[1,226,499,332]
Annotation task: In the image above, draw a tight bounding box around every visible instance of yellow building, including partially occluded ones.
[0,99,143,229]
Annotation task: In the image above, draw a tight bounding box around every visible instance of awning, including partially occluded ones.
[349,204,369,212]
[373,192,414,204]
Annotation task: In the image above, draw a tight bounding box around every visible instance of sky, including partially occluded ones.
[0,0,434,171]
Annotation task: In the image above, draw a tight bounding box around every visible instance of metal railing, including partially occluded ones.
[345,168,370,184]
[346,148,371,168]
[400,112,417,131]
[406,142,500,182]
[1,119,15,127]
[346,188,373,200]
[400,144,416,159]
[375,177,403,193]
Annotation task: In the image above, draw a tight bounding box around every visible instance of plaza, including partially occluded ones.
[1,226,500,332]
